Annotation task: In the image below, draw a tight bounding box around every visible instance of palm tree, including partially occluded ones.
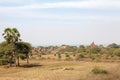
[2,28,21,66]
[2,28,12,44]
[2,28,21,44]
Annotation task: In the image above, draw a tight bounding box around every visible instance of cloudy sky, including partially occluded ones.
[0,0,120,46]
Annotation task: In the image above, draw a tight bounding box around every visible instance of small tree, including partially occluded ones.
[16,42,32,66]
[65,53,70,60]
[57,53,61,60]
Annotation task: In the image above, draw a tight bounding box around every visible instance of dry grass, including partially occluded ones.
[0,60,119,80]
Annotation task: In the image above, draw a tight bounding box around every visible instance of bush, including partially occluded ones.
[79,53,85,58]
[114,49,120,57]
[91,54,101,62]
[92,67,108,74]
[57,53,61,59]
[65,53,70,58]
[40,52,46,55]
[76,53,85,59]
[0,59,8,65]
[65,53,71,60]
[75,53,86,60]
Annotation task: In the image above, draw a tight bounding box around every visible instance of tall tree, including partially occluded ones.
[2,28,21,66]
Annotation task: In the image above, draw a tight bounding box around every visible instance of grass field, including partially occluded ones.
[0,60,120,80]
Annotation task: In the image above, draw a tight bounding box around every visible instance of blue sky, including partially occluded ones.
[0,0,120,46]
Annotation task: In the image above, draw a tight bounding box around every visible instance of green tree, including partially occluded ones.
[0,42,14,65]
[57,53,61,60]
[0,41,32,66]
[90,46,101,54]
[15,42,32,66]
[2,28,21,66]
[108,43,120,48]
[77,45,86,53]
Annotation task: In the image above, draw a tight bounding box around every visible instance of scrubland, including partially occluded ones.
[0,60,119,80]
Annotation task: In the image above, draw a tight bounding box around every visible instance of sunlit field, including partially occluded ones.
[0,60,119,80]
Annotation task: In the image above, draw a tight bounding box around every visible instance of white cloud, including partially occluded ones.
[0,0,25,3]
[0,0,120,24]
[18,1,120,9]
[0,0,120,10]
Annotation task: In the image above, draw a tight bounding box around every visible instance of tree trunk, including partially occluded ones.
[17,56,20,66]
[14,58,17,67]
[27,54,29,64]
[9,55,12,66]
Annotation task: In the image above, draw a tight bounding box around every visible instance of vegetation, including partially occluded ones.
[0,60,119,80]
[65,53,70,60]
[92,67,108,74]
[57,53,61,60]
[0,27,120,80]
[0,28,32,66]
[2,28,21,66]
[31,43,120,61]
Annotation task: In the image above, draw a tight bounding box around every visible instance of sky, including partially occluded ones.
[0,0,120,46]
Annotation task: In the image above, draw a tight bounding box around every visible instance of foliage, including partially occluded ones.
[90,46,101,54]
[57,53,61,59]
[92,67,108,74]
[15,42,32,66]
[0,59,8,65]
[76,52,86,59]
[113,49,120,57]
[0,41,32,66]
[65,53,70,58]
[59,45,77,54]
[75,53,85,60]
[0,42,14,55]
[2,28,21,44]
[65,53,71,60]
[91,54,100,61]
[2,28,21,66]
[16,42,32,58]
[77,45,86,53]
[108,43,120,48]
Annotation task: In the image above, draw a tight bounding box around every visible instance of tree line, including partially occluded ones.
[32,43,120,61]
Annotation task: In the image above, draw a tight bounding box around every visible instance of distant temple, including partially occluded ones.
[90,41,96,47]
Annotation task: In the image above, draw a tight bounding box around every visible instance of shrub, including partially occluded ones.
[40,52,46,55]
[57,53,61,59]
[114,49,120,57]
[79,53,85,58]
[0,59,8,65]
[75,53,85,60]
[76,53,85,59]
[65,53,70,58]
[92,67,108,74]
[91,54,101,62]
[65,53,71,60]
